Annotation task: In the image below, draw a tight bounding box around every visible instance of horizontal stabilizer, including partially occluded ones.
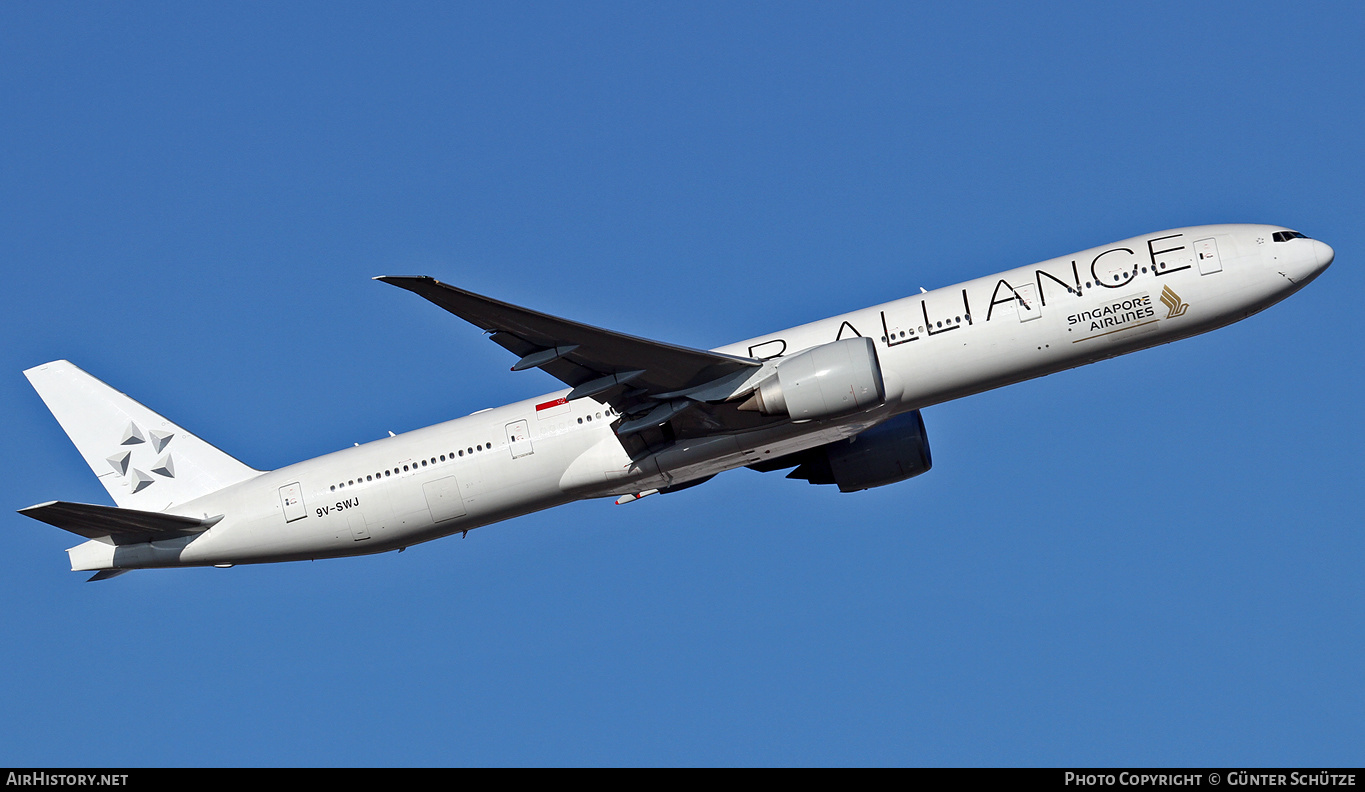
[18,500,222,545]
[88,569,131,582]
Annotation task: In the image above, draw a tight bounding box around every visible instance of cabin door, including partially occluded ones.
[279,482,307,523]
[507,420,533,458]
[1195,237,1223,275]
[1015,282,1040,322]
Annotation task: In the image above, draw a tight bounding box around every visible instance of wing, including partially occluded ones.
[377,276,778,442]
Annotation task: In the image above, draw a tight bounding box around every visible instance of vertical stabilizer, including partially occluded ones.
[24,360,261,510]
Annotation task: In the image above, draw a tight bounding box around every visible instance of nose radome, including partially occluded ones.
[1312,239,1335,270]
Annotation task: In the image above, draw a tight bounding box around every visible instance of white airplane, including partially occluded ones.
[21,224,1333,580]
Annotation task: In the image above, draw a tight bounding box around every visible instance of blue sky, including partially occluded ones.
[3,2,1362,767]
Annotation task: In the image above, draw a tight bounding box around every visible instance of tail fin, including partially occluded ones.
[24,360,261,510]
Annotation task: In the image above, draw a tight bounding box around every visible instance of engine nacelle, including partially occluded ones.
[784,410,933,492]
[740,337,886,421]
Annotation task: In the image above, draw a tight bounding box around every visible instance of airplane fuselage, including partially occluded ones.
[57,223,1333,573]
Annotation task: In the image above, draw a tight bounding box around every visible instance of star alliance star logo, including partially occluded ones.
[1159,286,1189,319]
[107,421,175,493]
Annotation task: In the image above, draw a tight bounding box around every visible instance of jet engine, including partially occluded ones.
[749,410,932,492]
[738,337,886,421]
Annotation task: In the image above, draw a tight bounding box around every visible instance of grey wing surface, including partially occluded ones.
[19,500,221,544]
[377,276,777,442]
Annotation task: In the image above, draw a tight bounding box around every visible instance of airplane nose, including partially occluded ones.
[1312,239,1335,271]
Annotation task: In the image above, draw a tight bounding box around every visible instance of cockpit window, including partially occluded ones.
[1273,231,1310,242]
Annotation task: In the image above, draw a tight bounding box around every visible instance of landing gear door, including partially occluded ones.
[507,420,533,458]
[1195,237,1223,275]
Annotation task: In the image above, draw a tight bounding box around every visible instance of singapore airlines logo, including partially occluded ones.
[1159,286,1189,319]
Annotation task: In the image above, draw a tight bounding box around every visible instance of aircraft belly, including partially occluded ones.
[616,413,883,496]
[653,435,743,488]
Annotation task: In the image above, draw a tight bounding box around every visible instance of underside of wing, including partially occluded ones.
[378,276,781,447]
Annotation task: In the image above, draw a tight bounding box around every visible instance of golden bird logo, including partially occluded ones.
[1160,286,1189,319]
